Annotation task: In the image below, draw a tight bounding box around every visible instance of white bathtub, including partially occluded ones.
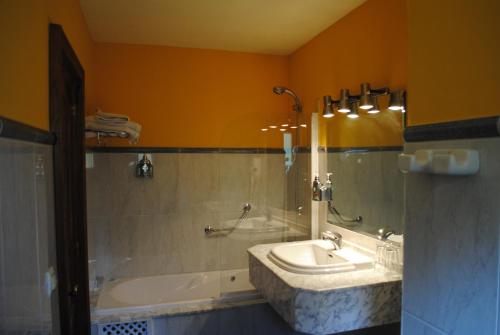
[93,268,259,317]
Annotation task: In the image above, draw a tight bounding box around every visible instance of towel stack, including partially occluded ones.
[86,109,142,143]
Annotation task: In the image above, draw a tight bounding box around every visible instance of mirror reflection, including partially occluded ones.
[323,89,405,238]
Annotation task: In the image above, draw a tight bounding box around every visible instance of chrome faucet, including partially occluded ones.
[322,231,342,250]
[377,226,395,241]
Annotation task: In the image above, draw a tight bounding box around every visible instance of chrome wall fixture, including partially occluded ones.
[272,86,302,113]
[322,83,406,119]
[136,153,153,178]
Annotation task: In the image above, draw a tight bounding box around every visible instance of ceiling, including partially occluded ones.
[80,0,367,55]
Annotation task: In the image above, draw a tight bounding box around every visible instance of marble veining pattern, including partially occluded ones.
[248,243,402,335]
[326,150,404,236]
[402,138,500,335]
[86,152,311,283]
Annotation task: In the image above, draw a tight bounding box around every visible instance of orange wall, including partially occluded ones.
[0,0,94,130]
[48,0,96,118]
[408,0,500,125]
[289,0,407,147]
[92,43,289,147]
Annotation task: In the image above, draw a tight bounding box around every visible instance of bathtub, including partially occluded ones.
[92,268,260,318]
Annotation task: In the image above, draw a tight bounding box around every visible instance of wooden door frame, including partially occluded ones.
[49,23,90,334]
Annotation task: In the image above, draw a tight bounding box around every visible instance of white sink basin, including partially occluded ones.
[268,240,373,275]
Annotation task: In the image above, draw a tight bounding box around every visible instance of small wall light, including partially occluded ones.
[367,97,380,114]
[323,95,335,118]
[389,90,405,110]
[338,89,351,113]
[359,83,374,110]
[347,102,360,119]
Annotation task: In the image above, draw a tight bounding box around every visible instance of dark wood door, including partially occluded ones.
[49,23,90,334]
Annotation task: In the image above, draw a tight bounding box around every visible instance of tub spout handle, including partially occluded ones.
[204,225,218,235]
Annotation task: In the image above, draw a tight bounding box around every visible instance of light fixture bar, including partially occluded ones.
[322,84,405,120]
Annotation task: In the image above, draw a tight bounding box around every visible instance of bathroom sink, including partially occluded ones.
[268,240,373,274]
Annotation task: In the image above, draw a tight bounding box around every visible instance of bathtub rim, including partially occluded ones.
[91,269,262,323]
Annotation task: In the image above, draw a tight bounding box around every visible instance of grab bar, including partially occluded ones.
[204,203,251,236]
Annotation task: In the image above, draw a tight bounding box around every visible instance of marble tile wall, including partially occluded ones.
[86,151,310,282]
[0,138,57,334]
[286,152,312,238]
[402,138,500,335]
[326,150,404,236]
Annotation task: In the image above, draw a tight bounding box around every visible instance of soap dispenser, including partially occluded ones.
[324,173,333,201]
[312,176,322,201]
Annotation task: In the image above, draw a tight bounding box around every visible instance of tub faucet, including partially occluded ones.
[377,226,395,241]
[322,231,342,250]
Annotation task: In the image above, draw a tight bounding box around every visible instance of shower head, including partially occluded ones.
[273,86,286,95]
[272,86,302,113]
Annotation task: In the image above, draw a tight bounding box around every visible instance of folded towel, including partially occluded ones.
[95,108,129,123]
[86,115,142,133]
[85,117,141,144]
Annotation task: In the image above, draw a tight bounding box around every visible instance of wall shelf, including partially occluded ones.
[398,149,479,175]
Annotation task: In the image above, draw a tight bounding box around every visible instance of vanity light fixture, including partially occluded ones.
[338,89,351,113]
[347,102,360,119]
[323,95,335,118]
[389,90,405,110]
[359,83,373,110]
[321,83,405,119]
[367,97,380,114]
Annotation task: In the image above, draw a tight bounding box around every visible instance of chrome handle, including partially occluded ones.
[297,206,303,216]
[242,203,251,213]
[204,225,218,235]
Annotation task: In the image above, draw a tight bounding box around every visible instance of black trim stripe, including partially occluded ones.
[404,116,500,142]
[323,146,403,153]
[87,146,312,154]
[0,116,56,145]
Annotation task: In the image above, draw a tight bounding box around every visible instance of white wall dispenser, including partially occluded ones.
[398,149,479,175]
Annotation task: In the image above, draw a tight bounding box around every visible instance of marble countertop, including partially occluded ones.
[248,240,403,334]
[248,242,402,292]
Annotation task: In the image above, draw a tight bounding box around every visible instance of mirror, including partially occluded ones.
[324,93,405,237]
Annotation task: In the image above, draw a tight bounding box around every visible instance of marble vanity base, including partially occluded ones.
[249,244,402,335]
